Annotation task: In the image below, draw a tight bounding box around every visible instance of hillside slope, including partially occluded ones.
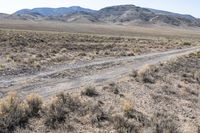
[2,5,200,27]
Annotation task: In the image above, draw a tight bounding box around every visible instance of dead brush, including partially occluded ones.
[90,102,110,127]
[0,92,29,132]
[112,114,140,133]
[44,93,82,129]
[188,52,200,57]
[44,96,66,129]
[103,82,120,94]
[122,99,150,127]
[26,93,43,116]
[151,113,179,133]
[132,64,157,83]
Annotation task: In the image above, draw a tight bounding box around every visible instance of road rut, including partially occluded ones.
[0,46,200,98]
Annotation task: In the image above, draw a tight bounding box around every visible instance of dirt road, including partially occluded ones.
[0,46,200,98]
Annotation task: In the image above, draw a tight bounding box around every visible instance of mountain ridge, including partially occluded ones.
[2,4,200,27]
[14,6,96,16]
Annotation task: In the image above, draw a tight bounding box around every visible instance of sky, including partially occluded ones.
[0,0,200,18]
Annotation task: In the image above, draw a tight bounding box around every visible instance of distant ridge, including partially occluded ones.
[14,6,96,16]
[1,4,200,27]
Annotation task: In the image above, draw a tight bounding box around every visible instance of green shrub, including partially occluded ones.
[182,42,191,46]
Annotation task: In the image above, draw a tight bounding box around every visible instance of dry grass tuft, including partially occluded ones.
[132,64,157,83]
[137,64,154,77]
[122,99,134,118]
[0,64,5,71]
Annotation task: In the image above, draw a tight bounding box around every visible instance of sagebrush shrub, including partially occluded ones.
[0,92,29,132]
[81,86,98,97]
[44,93,82,129]
[26,93,43,116]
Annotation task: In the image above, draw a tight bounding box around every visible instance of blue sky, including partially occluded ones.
[0,0,199,18]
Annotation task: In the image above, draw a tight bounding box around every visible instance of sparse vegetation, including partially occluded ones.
[0,29,198,75]
[0,20,200,133]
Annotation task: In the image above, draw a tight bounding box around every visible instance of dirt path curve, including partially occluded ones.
[0,46,200,98]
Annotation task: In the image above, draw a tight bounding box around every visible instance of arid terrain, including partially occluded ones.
[0,46,199,133]
[0,18,200,133]
[0,27,199,75]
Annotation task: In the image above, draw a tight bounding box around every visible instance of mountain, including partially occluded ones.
[7,12,44,20]
[11,6,97,22]
[148,8,200,26]
[97,5,155,24]
[46,11,98,22]
[0,13,9,19]
[14,6,96,16]
[97,5,200,26]
[3,5,200,27]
